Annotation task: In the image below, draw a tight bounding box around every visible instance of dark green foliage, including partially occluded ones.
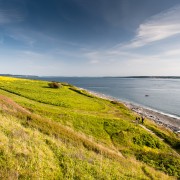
[104,120,132,135]
[133,134,163,149]
[111,131,130,147]
[104,120,132,147]
[104,120,163,149]
[146,125,180,152]
[136,152,180,177]
[111,100,121,105]
[69,87,94,98]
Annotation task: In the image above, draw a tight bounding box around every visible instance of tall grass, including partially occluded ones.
[0,76,179,179]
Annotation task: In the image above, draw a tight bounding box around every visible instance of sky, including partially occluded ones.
[1,0,180,76]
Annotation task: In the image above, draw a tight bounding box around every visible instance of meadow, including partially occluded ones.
[0,76,179,179]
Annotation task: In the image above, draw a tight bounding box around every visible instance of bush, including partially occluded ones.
[145,125,180,151]
[69,87,93,98]
[48,82,61,88]
[136,152,180,177]
[133,134,163,149]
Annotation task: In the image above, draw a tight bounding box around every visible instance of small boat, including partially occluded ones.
[145,94,149,97]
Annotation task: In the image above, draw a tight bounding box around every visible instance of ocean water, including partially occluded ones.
[36,77,180,118]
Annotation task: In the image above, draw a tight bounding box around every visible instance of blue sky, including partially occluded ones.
[1,0,180,76]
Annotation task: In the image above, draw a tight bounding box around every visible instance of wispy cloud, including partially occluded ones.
[121,5,180,48]
[0,8,24,24]
[7,30,36,46]
[79,4,180,75]
[163,49,180,56]
[19,50,44,57]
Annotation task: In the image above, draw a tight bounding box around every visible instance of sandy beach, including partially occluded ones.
[85,88,180,133]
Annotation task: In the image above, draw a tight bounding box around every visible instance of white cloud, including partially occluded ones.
[1,3,180,76]
[163,49,180,56]
[89,59,99,64]
[122,5,180,48]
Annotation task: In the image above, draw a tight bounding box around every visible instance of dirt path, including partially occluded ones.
[140,124,165,141]
[139,124,156,134]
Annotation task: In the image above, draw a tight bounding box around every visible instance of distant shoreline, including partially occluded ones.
[2,74,180,79]
[2,75,180,132]
[83,88,180,133]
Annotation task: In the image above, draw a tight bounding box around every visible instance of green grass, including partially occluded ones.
[145,122,180,152]
[0,76,179,179]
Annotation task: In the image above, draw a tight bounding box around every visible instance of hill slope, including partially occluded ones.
[0,76,179,179]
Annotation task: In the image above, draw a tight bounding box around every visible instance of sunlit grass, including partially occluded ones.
[0,76,179,179]
[0,113,175,180]
[0,76,17,81]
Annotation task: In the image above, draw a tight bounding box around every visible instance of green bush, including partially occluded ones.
[48,82,61,88]
[133,134,163,149]
[146,125,180,151]
[136,152,180,177]
[69,87,93,98]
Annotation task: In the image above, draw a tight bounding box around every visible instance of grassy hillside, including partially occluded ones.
[0,76,179,179]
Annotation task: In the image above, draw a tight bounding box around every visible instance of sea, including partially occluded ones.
[31,77,180,119]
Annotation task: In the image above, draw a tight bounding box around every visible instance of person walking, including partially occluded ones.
[141,116,145,124]
[136,117,140,124]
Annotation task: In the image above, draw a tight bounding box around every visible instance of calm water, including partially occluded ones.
[35,77,180,118]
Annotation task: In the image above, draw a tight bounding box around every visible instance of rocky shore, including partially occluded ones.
[125,102,180,133]
[84,88,180,133]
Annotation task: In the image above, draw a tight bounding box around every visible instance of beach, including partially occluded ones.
[85,88,180,133]
[125,102,180,133]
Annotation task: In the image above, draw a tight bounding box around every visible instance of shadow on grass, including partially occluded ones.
[69,87,94,98]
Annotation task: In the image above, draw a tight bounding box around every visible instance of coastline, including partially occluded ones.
[83,88,180,133]
[125,102,180,132]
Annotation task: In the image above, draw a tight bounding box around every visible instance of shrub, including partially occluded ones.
[136,152,180,177]
[133,134,163,149]
[69,87,93,98]
[145,124,180,151]
[48,82,61,88]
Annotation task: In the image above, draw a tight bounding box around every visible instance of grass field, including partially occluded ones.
[0,76,179,179]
